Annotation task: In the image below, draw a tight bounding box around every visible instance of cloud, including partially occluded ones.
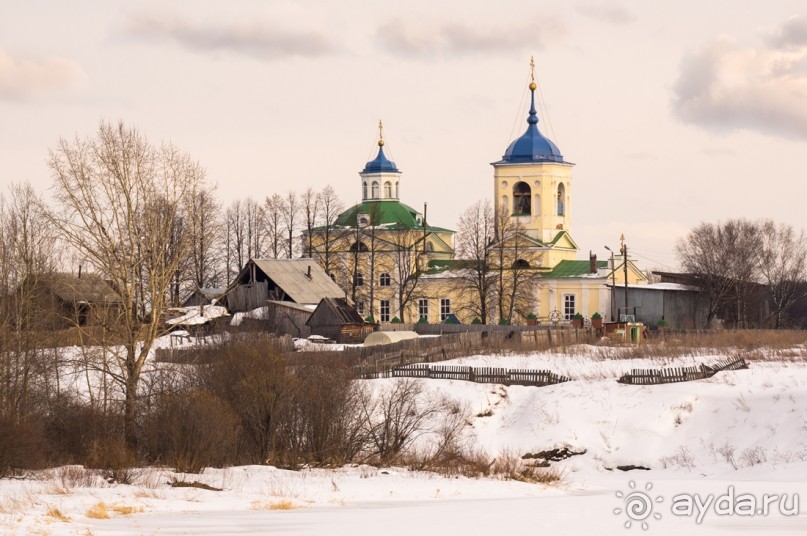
[125,12,336,60]
[672,21,807,140]
[376,18,564,58]
[768,15,807,49]
[0,48,85,100]
[575,4,635,25]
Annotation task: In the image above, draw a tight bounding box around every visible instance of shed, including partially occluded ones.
[266,300,315,338]
[228,258,345,312]
[364,330,419,347]
[13,272,122,330]
[182,288,227,308]
[306,297,373,344]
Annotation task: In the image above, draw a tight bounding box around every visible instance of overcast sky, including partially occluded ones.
[2,0,806,271]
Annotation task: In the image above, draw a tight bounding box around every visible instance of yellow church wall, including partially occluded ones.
[493,162,575,244]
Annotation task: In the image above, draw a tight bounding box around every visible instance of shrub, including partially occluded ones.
[498,318,509,325]
[526,313,537,319]
[591,312,602,319]
[391,317,401,323]
[573,313,584,320]
[417,316,428,324]
[471,318,482,324]
[0,417,46,476]
[657,319,669,327]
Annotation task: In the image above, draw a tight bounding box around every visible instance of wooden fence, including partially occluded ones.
[360,363,571,388]
[618,356,748,385]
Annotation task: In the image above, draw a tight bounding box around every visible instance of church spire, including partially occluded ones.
[378,119,385,146]
[527,56,538,125]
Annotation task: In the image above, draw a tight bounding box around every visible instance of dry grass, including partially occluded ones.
[85,502,142,519]
[251,499,298,510]
[45,507,71,522]
[85,502,109,519]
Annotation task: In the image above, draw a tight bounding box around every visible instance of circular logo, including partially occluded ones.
[614,481,663,530]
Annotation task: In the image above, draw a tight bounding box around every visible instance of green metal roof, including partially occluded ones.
[332,200,453,232]
[545,259,607,278]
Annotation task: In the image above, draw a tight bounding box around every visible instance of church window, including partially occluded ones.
[440,298,452,322]
[512,259,530,269]
[379,272,391,286]
[418,299,429,322]
[380,299,390,322]
[557,183,566,216]
[395,182,399,198]
[363,182,368,199]
[354,272,364,286]
[356,300,365,315]
[384,182,392,198]
[534,194,541,216]
[513,182,532,215]
[563,294,576,320]
[350,241,369,252]
[501,180,508,189]
[501,195,509,213]
[372,181,379,199]
[425,241,434,252]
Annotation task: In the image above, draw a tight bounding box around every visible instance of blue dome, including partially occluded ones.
[362,145,400,173]
[500,89,564,164]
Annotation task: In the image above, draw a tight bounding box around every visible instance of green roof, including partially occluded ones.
[545,260,607,278]
[331,200,453,232]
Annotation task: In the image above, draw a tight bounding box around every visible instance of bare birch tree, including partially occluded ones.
[455,200,495,324]
[301,187,319,258]
[280,191,299,259]
[317,185,345,276]
[47,120,208,450]
[264,194,284,259]
[758,220,807,327]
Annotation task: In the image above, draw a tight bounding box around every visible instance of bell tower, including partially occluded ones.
[492,58,575,245]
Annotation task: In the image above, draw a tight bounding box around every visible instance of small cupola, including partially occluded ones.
[360,120,402,201]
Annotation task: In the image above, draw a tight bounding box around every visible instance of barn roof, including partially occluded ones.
[34,273,121,304]
[249,259,344,305]
[306,297,364,327]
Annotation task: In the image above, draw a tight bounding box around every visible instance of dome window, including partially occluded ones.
[557,183,566,216]
[372,181,379,199]
[384,182,392,198]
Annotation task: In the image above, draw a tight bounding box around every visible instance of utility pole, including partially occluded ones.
[620,233,628,320]
[605,245,616,321]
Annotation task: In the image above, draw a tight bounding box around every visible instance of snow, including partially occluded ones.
[3,345,807,534]
[229,306,268,326]
[166,305,229,326]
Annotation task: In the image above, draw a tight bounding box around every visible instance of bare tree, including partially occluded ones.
[316,185,345,276]
[301,187,319,258]
[280,191,299,259]
[47,120,208,450]
[187,190,222,290]
[455,200,495,324]
[758,220,807,328]
[264,194,284,259]
[0,182,58,421]
[225,199,246,283]
[676,220,760,327]
[387,229,424,322]
[244,197,265,260]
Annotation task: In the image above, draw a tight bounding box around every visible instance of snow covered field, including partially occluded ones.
[2,346,807,535]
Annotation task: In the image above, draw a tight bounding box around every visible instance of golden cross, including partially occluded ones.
[378,119,384,142]
[530,56,535,83]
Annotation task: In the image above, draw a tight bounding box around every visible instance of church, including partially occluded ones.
[307,61,646,325]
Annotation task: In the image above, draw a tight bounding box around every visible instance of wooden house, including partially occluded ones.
[306,297,372,344]
[13,272,122,330]
[228,259,346,312]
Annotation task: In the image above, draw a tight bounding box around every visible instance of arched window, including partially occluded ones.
[513,182,531,215]
[354,272,364,286]
[557,183,566,216]
[350,241,369,252]
[362,182,368,199]
[379,272,391,287]
[395,182,399,198]
[425,241,434,252]
[372,181,379,199]
[384,182,392,198]
[512,259,530,269]
[501,195,509,214]
[534,194,541,216]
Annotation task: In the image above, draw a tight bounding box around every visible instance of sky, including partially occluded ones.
[2,0,806,271]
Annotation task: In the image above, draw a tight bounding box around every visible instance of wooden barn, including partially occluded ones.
[13,272,122,330]
[228,259,345,312]
[306,297,373,344]
[182,287,227,308]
